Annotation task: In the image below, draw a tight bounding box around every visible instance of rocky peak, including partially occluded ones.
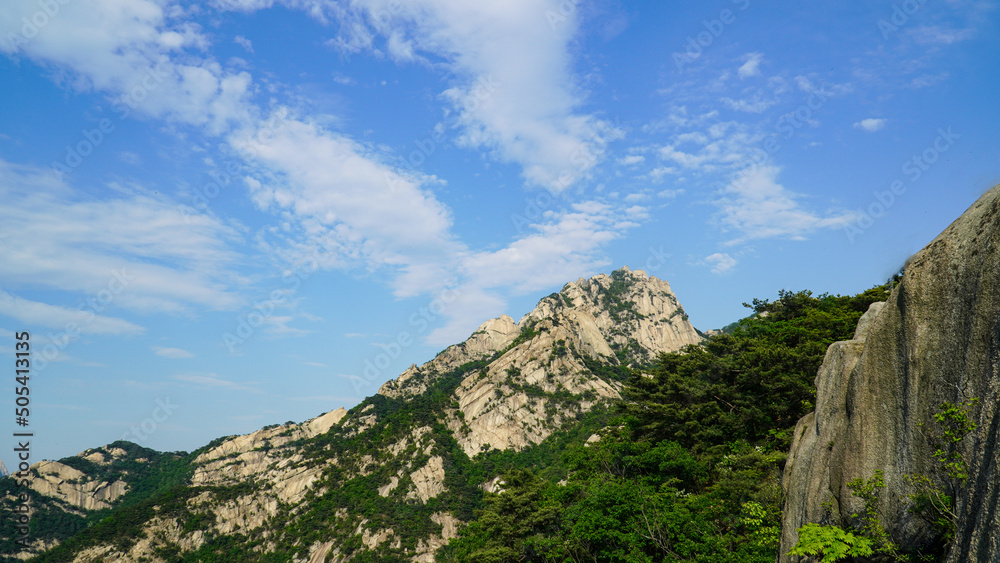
[379,267,702,456]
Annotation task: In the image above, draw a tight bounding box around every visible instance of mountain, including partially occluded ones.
[779,184,1000,561]
[2,267,702,562]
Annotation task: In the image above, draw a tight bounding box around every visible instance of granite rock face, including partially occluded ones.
[779,184,1000,562]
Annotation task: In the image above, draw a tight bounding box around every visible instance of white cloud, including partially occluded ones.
[173,373,260,392]
[332,73,356,86]
[425,201,639,346]
[460,202,625,294]
[0,0,253,134]
[716,165,857,244]
[737,52,763,79]
[234,35,254,52]
[657,189,684,199]
[618,155,645,166]
[232,114,463,298]
[909,25,976,45]
[721,95,776,114]
[658,123,764,173]
[704,253,737,275]
[0,290,144,335]
[153,346,194,359]
[0,0,647,354]
[272,0,617,190]
[0,160,243,314]
[647,167,677,183]
[854,118,888,132]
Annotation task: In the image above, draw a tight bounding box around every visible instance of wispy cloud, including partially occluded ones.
[172,373,260,393]
[298,0,617,190]
[0,159,243,314]
[0,0,253,133]
[737,52,764,79]
[716,165,856,245]
[234,35,254,52]
[0,289,144,335]
[704,253,737,275]
[153,346,194,359]
[618,155,645,166]
[854,118,887,132]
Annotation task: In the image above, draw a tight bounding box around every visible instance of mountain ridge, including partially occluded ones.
[2,266,702,562]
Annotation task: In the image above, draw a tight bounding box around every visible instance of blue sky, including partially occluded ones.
[1,0,998,466]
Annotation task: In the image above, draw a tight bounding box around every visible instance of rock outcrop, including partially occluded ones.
[30,460,129,511]
[779,184,1000,561]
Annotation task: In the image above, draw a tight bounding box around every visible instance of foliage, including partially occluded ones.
[622,287,891,455]
[440,286,888,563]
[927,398,978,482]
[440,433,785,563]
[740,502,781,549]
[846,471,904,560]
[791,396,980,563]
[788,523,874,562]
[904,398,980,553]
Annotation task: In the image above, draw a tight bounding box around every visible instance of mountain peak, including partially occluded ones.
[378,267,702,456]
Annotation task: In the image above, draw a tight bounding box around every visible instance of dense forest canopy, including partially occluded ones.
[439,286,891,562]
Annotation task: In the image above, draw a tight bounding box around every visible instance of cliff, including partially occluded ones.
[779,184,1000,561]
